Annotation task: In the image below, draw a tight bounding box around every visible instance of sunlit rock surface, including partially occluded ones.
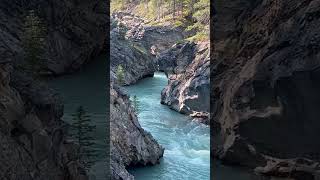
[159,41,210,124]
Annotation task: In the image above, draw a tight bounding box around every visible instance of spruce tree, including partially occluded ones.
[132,95,141,115]
[116,65,125,85]
[71,106,97,171]
[117,22,128,40]
[22,10,46,75]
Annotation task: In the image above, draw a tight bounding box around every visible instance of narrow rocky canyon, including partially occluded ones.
[109,9,210,179]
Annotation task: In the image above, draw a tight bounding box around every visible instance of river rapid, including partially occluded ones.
[125,72,210,180]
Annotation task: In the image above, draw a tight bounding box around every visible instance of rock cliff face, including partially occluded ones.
[110,13,165,179]
[110,14,155,85]
[213,0,320,178]
[110,84,164,180]
[0,0,107,75]
[0,0,107,179]
[159,42,210,124]
[110,12,183,85]
[0,62,87,180]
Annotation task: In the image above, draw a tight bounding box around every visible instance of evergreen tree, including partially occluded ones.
[116,64,125,85]
[117,22,128,40]
[22,10,46,75]
[132,95,141,115]
[71,106,97,171]
[111,0,210,41]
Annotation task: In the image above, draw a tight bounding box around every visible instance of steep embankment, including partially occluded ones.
[0,63,87,180]
[213,0,320,178]
[110,84,164,180]
[158,41,210,124]
[0,0,107,179]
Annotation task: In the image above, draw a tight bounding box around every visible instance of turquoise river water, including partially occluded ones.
[50,55,108,180]
[49,56,271,180]
[125,72,269,180]
[125,72,210,180]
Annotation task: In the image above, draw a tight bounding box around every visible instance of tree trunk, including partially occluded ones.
[181,0,183,17]
[190,0,195,15]
[173,0,176,20]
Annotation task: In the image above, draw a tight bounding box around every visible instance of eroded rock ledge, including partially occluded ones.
[213,0,320,179]
[159,41,210,124]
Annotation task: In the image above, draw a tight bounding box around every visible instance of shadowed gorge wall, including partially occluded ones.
[240,68,320,159]
[0,0,107,179]
[212,0,320,178]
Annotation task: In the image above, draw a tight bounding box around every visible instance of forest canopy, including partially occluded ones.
[111,0,210,42]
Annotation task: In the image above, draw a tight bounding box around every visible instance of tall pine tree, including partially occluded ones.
[71,106,97,171]
[132,95,141,115]
[116,64,125,85]
[22,10,46,75]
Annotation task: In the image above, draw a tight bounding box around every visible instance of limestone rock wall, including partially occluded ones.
[159,42,210,124]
